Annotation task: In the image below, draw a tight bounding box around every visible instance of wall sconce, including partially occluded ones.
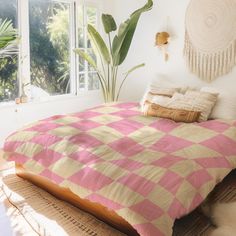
[155,31,170,61]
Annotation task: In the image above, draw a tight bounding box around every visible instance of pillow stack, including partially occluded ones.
[141,85,219,123]
[140,86,181,109]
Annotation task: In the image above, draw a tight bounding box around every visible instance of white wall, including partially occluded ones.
[103,0,236,101]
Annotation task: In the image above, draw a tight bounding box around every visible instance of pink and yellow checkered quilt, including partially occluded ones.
[3,103,236,236]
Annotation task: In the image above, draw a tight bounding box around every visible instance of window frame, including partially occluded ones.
[0,0,101,105]
[76,1,100,93]
[75,0,101,94]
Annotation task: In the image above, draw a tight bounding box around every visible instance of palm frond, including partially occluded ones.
[0,19,19,58]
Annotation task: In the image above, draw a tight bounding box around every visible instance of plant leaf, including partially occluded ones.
[116,63,145,101]
[74,48,108,101]
[88,24,111,64]
[0,19,18,57]
[0,40,18,58]
[112,0,153,66]
[74,48,98,70]
[124,63,145,77]
[102,14,117,34]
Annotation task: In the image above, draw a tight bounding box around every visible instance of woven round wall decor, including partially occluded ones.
[184,0,236,81]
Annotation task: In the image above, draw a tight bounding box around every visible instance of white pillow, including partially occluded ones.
[140,85,182,112]
[201,87,236,120]
[140,88,180,112]
[150,75,190,93]
[165,91,218,122]
[140,76,186,110]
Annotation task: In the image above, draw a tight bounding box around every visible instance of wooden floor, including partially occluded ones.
[1,155,236,236]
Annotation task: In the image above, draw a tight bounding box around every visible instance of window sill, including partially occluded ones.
[0,90,101,110]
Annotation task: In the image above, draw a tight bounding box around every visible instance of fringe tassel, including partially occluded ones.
[184,31,236,82]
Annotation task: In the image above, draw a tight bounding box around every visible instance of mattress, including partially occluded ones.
[3,102,236,236]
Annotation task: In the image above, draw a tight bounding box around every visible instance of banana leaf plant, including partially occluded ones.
[74,0,153,102]
[0,19,18,58]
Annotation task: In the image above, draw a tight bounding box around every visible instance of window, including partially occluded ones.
[29,0,71,96]
[77,4,99,91]
[0,0,18,102]
[0,0,100,104]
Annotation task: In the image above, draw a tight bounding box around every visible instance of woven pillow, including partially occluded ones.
[185,90,218,103]
[166,91,218,121]
[149,86,181,97]
[144,102,200,123]
[140,87,181,112]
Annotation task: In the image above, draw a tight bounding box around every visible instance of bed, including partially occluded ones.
[3,102,236,236]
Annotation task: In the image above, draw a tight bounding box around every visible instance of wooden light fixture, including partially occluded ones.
[155,31,170,61]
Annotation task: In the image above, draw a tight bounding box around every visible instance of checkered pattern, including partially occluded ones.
[3,102,236,236]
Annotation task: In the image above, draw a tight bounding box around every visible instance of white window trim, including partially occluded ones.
[69,1,77,95]
[76,0,101,94]
[18,0,31,97]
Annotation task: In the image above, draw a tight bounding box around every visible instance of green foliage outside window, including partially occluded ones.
[0,0,18,102]
[29,0,70,95]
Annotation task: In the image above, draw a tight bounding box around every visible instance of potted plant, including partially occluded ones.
[75,0,153,102]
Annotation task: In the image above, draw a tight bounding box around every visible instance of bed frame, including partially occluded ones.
[16,164,139,236]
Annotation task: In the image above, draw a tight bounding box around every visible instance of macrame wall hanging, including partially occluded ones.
[184,0,236,82]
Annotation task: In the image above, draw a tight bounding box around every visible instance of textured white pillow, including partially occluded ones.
[201,87,236,120]
[140,76,188,111]
[140,81,182,112]
[185,90,218,103]
[149,76,190,93]
[164,91,218,122]
[140,88,180,112]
